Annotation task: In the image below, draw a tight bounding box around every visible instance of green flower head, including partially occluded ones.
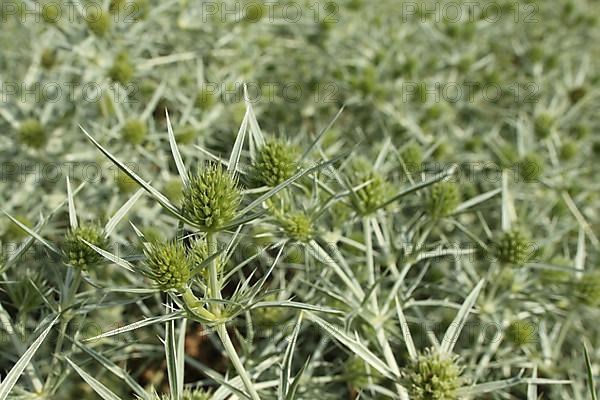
[575,271,600,307]
[121,119,147,145]
[349,157,388,215]
[494,228,532,266]
[115,170,138,193]
[253,139,298,187]
[506,320,535,346]
[401,143,423,173]
[427,181,461,219]
[534,113,554,139]
[63,224,109,269]
[18,119,47,149]
[144,241,191,291]
[189,238,209,264]
[559,140,578,161]
[163,178,184,205]
[175,124,199,144]
[519,153,544,182]
[41,3,60,23]
[344,356,382,390]
[108,53,135,85]
[280,212,314,243]
[402,348,464,400]
[86,9,110,36]
[40,48,57,69]
[195,87,216,110]
[181,163,242,231]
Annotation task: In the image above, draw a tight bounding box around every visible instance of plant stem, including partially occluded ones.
[207,232,221,311]
[363,217,379,314]
[217,324,261,400]
[206,232,260,400]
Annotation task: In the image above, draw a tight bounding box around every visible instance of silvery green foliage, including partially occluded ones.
[0,0,599,399]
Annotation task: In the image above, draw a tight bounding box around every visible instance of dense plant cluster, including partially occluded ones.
[1,0,599,399]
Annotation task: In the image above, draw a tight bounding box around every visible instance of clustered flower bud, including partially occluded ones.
[559,140,578,161]
[41,4,60,23]
[18,119,47,149]
[427,181,461,219]
[163,178,184,205]
[189,238,210,267]
[195,87,216,110]
[63,224,109,269]
[175,124,198,144]
[253,139,298,187]
[344,356,382,389]
[181,163,241,231]
[349,158,388,215]
[40,48,57,69]
[575,271,600,307]
[401,143,423,173]
[402,348,464,400]
[518,153,544,182]
[86,9,110,36]
[108,53,135,85]
[144,240,191,291]
[494,228,532,266]
[115,170,138,193]
[505,319,535,346]
[534,113,554,139]
[121,118,147,145]
[280,212,314,243]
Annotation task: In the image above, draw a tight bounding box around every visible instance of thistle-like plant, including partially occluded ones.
[402,348,464,400]
[494,228,532,266]
[63,224,109,269]
[143,240,191,291]
[252,139,298,187]
[427,181,461,219]
[18,118,47,149]
[181,163,241,231]
[121,119,147,145]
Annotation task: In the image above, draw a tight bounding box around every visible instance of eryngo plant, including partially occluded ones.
[252,138,299,187]
[181,163,241,231]
[2,0,599,398]
[143,240,192,291]
[63,223,109,269]
[402,348,464,400]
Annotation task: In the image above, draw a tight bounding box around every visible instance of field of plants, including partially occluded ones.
[1,0,599,398]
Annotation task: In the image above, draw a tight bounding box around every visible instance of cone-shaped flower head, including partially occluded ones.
[427,181,461,219]
[280,212,314,243]
[18,119,47,149]
[85,9,110,36]
[575,271,600,307]
[253,139,298,187]
[494,228,532,266]
[144,241,191,291]
[402,348,464,400]
[349,157,388,215]
[63,224,109,269]
[121,118,147,145]
[108,52,135,85]
[401,143,423,173]
[181,163,242,231]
